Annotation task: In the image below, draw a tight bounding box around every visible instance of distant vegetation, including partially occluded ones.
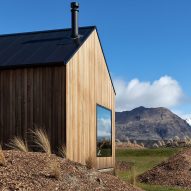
[116,134,191,150]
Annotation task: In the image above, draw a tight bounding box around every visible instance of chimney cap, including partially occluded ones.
[71,2,79,9]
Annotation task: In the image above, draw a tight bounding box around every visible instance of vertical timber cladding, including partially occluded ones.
[0,66,66,151]
[66,29,115,169]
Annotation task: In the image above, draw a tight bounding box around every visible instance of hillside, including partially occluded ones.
[116,106,191,141]
[0,150,142,191]
[138,149,191,188]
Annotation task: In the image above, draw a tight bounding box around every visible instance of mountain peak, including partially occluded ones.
[116,106,191,141]
[135,106,146,110]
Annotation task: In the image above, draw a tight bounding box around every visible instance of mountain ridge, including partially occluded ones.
[116,106,191,141]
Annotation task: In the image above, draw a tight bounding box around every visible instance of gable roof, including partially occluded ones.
[0,26,95,69]
[0,26,116,94]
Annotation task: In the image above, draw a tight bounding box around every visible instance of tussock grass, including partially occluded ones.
[9,137,28,152]
[49,160,61,180]
[58,145,67,158]
[130,164,136,186]
[85,156,94,169]
[0,145,6,166]
[32,129,51,155]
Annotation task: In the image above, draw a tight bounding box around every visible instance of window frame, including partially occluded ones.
[96,104,112,158]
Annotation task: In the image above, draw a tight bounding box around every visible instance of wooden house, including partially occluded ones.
[0,2,115,170]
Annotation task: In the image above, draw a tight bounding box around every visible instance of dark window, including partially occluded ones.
[96,104,112,157]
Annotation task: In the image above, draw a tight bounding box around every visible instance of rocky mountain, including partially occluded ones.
[116,106,191,141]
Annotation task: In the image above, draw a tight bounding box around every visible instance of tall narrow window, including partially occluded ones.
[96,105,112,157]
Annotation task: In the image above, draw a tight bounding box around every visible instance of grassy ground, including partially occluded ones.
[116,148,191,191]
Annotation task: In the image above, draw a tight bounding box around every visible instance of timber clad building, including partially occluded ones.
[0,2,115,169]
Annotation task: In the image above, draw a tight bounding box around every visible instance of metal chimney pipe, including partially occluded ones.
[71,2,79,39]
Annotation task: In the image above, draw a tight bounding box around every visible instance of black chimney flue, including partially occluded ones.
[71,2,79,39]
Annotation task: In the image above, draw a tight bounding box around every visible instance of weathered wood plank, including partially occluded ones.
[0,66,66,152]
[66,29,115,169]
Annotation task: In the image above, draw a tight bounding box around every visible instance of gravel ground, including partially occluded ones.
[138,148,191,189]
[0,150,142,191]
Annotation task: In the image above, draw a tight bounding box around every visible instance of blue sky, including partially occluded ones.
[0,0,191,117]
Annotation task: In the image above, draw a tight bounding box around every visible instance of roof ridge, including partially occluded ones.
[0,26,96,38]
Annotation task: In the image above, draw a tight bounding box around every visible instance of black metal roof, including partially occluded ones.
[0,26,116,94]
[0,26,95,69]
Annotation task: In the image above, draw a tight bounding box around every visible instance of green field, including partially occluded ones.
[116,148,191,191]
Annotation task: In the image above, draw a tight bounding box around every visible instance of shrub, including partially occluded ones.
[174,136,180,142]
[85,156,94,169]
[0,145,6,166]
[9,137,28,152]
[161,140,166,146]
[127,140,132,146]
[158,141,162,147]
[184,136,191,145]
[32,129,51,155]
[140,143,144,148]
[174,141,179,147]
[153,143,159,148]
[166,140,171,144]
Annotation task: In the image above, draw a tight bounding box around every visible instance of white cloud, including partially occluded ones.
[97,118,111,137]
[114,75,185,111]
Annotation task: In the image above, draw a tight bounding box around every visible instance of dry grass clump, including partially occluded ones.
[0,145,6,166]
[140,143,144,148]
[174,136,180,142]
[85,156,94,169]
[59,145,67,158]
[130,164,136,186]
[153,143,159,148]
[48,160,61,180]
[157,141,162,147]
[161,140,166,146]
[8,137,28,152]
[32,129,51,155]
[174,141,179,147]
